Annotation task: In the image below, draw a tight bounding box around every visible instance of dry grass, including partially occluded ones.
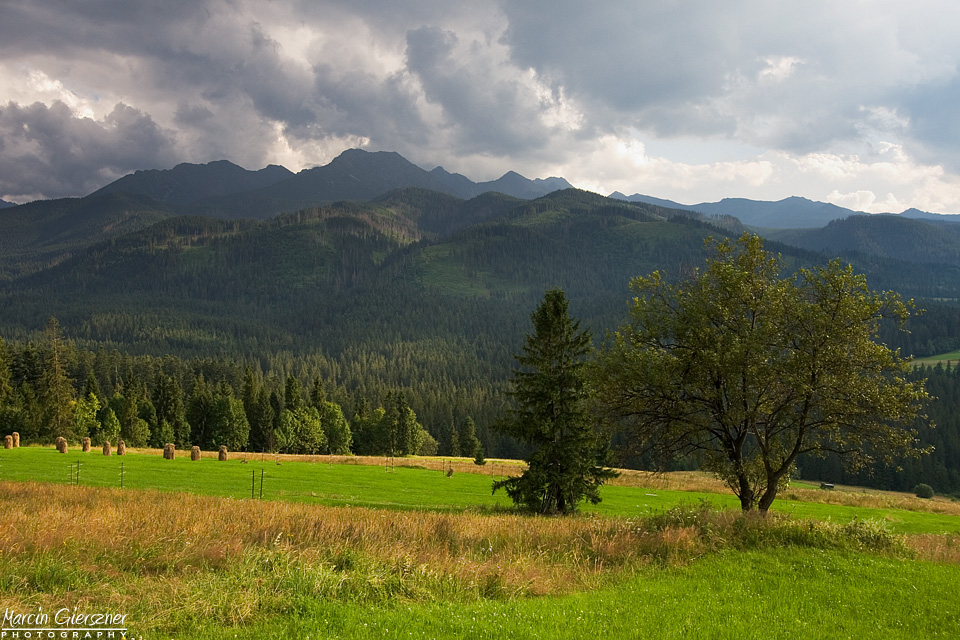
[607,469,729,492]
[781,486,960,516]
[906,534,960,564]
[0,481,652,600]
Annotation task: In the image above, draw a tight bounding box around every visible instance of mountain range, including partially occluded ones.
[5,147,958,228]
[609,192,959,229]
[4,147,960,289]
[89,149,574,219]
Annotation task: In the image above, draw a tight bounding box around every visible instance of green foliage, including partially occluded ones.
[72,392,101,442]
[153,419,175,448]
[349,406,382,456]
[0,337,12,408]
[319,401,352,455]
[418,430,439,456]
[459,417,480,460]
[154,372,189,447]
[914,483,935,499]
[98,408,121,446]
[494,289,617,514]
[186,375,214,448]
[284,376,304,413]
[276,408,326,455]
[211,389,250,451]
[594,234,931,511]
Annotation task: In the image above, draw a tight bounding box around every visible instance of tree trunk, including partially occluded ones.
[737,475,755,511]
[757,473,782,512]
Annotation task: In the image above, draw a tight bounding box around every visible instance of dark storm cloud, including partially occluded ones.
[0,1,211,58]
[495,0,919,154]
[0,101,176,200]
[900,69,960,171]
[303,66,430,147]
[404,26,553,156]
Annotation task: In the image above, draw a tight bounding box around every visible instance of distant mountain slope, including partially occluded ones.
[0,192,173,279]
[90,160,294,205]
[771,214,960,268]
[369,188,523,237]
[613,193,958,229]
[615,193,856,228]
[0,189,723,351]
[0,199,14,209]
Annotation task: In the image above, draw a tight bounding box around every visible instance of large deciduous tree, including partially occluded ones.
[593,234,930,512]
[494,288,617,514]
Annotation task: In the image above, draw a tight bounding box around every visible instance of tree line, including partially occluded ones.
[0,319,484,460]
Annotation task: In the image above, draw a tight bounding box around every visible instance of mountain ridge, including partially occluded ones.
[89,149,574,219]
[612,192,959,229]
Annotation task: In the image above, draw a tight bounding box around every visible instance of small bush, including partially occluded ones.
[915,483,935,499]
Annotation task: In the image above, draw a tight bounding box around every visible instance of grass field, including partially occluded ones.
[914,349,960,366]
[214,549,960,640]
[2,446,957,533]
[2,445,959,638]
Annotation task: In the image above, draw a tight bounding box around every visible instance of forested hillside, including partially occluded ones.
[0,190,722,448]
[772,214,960,268]
[3,177,960,494]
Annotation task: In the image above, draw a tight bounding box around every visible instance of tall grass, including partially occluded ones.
[0,482,926,635]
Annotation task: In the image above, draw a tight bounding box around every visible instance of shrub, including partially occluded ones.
[915,483,935,499]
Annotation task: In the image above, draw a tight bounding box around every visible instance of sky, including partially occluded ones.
[2,1,960,213]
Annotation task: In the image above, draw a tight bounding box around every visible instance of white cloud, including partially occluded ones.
[759,56,803,82]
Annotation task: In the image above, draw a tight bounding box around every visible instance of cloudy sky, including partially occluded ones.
[2,1,960,213]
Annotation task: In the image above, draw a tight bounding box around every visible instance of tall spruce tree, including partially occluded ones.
[459,416,480,459]
[154,372,189,447]
[39,317,75,441]
[493,289,617,514]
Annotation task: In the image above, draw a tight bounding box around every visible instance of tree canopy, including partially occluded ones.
[593,234,931,511]
[494,289,616,514]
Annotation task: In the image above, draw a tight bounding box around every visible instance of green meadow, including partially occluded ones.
[2,445,959,639]
[2,446,958,534]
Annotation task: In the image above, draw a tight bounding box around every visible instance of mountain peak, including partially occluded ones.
[91,159,294,205]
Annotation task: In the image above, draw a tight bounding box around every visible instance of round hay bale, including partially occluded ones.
[4,435,12,449]
[191,445,201,461]
[55,436,68,453]
[163,443,175,460]
[12,432,19,447]
[103,441,111,456]
[82,437,91,452]
[218,445,227,461]
[117,440,126,456]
